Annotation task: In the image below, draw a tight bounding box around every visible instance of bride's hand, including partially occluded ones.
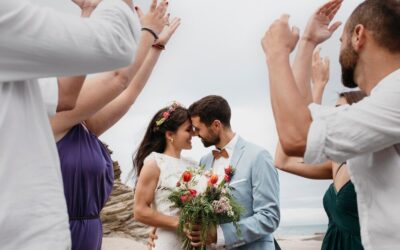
[156,17,181,46]
[147,227,158,249]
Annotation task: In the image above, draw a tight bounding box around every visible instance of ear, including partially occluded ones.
[211,120,222,130]
[352,24,366,52]
[165,131,174,140]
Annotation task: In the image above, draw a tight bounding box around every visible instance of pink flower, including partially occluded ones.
[224,166,233,175]
[189,189,197,197]
[224,175,231,182]
[180,195,189,203]
[162,112,170,119]
[176,181,181,187]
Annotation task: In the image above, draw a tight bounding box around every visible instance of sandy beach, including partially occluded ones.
[102,234,323,250]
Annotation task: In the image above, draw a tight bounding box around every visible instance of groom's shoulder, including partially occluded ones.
[241,138,269,155]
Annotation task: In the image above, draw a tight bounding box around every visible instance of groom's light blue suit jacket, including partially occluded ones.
[200,137,280,250]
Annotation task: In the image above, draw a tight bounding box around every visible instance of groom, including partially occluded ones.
[186,95,280,250]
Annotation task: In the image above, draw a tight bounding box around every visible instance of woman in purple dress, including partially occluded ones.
[50,1,180,249]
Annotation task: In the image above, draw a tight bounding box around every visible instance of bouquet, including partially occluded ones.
[168,165,243,250]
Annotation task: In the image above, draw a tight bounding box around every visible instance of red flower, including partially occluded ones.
[189,189,197,197]
[180,195,189,203]
[224,174,231,182]
[176,181,181,187]
[209,174,219,185]
[224,166,233,175]
[182,171,192,182]
[162,112,170,119]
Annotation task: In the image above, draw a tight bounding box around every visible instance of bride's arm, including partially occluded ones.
[134,160,179,230]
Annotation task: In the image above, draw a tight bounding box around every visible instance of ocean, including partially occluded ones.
[275,224,327,236]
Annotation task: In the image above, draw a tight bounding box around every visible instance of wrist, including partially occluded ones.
[300,36,318,47]
[266,52,290,65]
[141,27,158,42]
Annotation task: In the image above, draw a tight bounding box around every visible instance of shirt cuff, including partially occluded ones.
[38,77,58,117]
[215,225,225,248]
[304,103,330,164]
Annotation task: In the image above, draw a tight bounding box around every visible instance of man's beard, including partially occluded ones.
[339,44,359,88]
[200,132,220,148]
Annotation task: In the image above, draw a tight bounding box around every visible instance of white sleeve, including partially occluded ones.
[38,77,58,117]
[0,0,140,82]
[304,83,400,164]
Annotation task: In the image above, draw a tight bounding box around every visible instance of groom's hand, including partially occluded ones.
[185,224,217,247]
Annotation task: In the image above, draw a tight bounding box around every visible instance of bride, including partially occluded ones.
[133,103,196,249]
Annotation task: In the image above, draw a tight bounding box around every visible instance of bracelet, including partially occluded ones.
[141,27,158,41]
[152,43,165,50]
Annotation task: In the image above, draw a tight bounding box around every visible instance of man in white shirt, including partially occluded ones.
[0,0,141,248]
[261,0,400,249]
[187,95,280,250]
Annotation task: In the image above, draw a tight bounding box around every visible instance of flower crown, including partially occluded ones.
[155,101,182,127]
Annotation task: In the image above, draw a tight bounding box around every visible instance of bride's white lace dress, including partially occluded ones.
[144,152,197,250]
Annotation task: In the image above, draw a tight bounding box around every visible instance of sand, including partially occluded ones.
[102,235,323,250]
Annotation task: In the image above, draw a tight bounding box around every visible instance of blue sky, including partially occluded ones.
[37,0,363,226]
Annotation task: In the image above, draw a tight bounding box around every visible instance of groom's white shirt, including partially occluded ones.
[0,0,139,249]
[211,134,239,248]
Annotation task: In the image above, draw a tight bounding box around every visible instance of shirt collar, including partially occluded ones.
[216,133,238,158]
[371,68,400,94]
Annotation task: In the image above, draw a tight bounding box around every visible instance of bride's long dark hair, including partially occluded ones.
[133,105,189,177]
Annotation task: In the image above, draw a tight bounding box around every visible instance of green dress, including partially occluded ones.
[322,181,364,250]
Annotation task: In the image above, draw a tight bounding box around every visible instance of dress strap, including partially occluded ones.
[335,162,346,177]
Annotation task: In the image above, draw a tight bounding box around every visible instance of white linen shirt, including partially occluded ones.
[211,134,239,249]
[304,69,400,250]
[0,0,139,249]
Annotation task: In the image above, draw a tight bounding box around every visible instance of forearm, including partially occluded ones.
[292,39,317,104]
[134,206,178,231]
[312,84,325,104]
[267,54,312,156]
[85,47,163,136]
[114,32,155,87]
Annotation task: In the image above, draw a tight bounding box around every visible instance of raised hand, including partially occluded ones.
[311,48,330,88]
[72,0,101,17]
[135,0,169,36]
[303,0,343,46]
[261,14,300,57]
[156,17,181,45]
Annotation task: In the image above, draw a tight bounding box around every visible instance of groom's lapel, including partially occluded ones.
[230,136,246,168]
[203,153,214,171]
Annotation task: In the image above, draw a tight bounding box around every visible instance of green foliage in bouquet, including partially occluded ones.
[168,165,244,250]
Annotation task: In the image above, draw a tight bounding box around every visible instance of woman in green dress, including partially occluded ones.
[274,49,366,249]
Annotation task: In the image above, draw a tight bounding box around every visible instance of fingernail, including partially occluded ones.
[166,2,169,5]
[134,6,138,10]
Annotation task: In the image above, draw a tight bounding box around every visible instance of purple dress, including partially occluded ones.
[57,124,114,250]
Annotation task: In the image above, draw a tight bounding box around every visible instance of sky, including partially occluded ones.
[36,0,364,227]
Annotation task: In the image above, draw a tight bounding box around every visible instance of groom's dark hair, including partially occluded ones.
[188,95,231,127]
[347,0,400,53]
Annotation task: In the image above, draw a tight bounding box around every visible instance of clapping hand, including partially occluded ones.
[261,14,300,58]
[303,0,343,46]
[72,0,101,17]
[135,0,169,37]
[311,48,330,89]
